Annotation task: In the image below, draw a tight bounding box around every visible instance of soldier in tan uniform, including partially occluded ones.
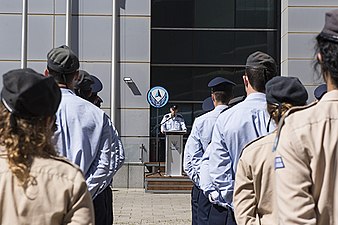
[233,76,308,225]
[0,68,94,225]
[274,9,338,225]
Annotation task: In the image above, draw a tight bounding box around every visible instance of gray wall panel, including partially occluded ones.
[28,15,53,60]
[54,16,66,47]
[78,0,112,15]
[288,8,333,32]
[120,137,150,163]
[120,17,150,62]
[120,63,150,108]
[77,16,112,61]
[0,15,21,60]
[28,0,53,14]
[120,109,149,136]
[288,34,317,58]
[119,0,150,16]
[287,60,323,85]
[0,0,21,13]
[289,0,338,6]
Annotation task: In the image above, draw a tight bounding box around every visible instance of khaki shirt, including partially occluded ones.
[234,133,277,225]
[275,90,338,225]
[0,154,94,225]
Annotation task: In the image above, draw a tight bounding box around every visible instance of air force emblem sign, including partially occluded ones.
[147,86,169,108]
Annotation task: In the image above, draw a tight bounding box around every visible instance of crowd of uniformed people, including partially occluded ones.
[0,7,338,225]
[0,45,124,224]
[183,9,338,225]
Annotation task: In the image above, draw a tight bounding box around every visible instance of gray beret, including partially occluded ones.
[47,45,79,74]
[319,9,338,43]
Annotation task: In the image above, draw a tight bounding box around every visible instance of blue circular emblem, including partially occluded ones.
[147,86,169,108]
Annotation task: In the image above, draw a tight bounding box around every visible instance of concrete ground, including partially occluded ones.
[113,188,192,225]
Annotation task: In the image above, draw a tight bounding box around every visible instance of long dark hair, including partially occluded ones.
[315,34,338,86]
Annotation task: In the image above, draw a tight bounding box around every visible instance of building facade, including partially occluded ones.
[0,0,337,188]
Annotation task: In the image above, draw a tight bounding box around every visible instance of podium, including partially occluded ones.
[164,130,186,176]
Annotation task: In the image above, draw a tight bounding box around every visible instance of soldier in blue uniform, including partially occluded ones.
[160,105,187,133]
[184,77,236,225]
[204,51,277,225]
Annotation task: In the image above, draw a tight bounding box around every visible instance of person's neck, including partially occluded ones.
[326,74,338,92]
[214,101,226,107]
[245,85,259,96]
[58,83,73,91]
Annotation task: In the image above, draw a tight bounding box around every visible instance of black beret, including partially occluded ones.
[1,68,61,118]
[202,97,214,112]
[314,83,327,100]
[246,51,277,74]
[75,70,94,91]
[319,9,338,43]
[265,76,308,106]
[47,45,79,74]
[208,77,236,92]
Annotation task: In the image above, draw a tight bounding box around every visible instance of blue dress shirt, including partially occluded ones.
[54,89,117,199]
[207,92,275,209]
[184,105,227,187]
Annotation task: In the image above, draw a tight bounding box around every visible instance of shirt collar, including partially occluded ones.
[245,92,266,101]
[320,89,338,102]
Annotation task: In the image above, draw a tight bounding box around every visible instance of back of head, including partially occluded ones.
[208,77,236,104]
[315,9,338,86]
[265,76,308,123]
[245,51,277,92]
[47,45,79,85]
[0,68,61,185]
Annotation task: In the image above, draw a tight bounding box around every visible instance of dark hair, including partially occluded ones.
[212,88,234,104]
[47,66,77,85]
[315,34,338,86]
[245,67,276,92]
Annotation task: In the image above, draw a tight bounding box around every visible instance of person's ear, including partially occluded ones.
[243,75,249,87]
[44,69,49,77]
[317,52,323,63]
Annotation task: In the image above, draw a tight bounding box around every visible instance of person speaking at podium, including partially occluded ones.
[160,105,187,134]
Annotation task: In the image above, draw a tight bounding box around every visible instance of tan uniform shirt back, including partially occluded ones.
[0,155,94,225]
[234,133,277,225]
[275,90,338,225]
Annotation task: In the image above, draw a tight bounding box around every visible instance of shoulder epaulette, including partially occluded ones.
[164,114,170,118]
[272,101,317,152]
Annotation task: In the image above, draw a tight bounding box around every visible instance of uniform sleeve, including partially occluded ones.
[275,123,316,224]
[199,146,214,195]
[183,121,202,185]
[160,116,166,133]
[233,155,257,225]
[86,114,114,199]
[208,118,234,206]
[180,118,187,131]
[111,126,125,173]
[64,170,95,225]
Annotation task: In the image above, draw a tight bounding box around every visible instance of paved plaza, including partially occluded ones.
[113,188,192,225]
